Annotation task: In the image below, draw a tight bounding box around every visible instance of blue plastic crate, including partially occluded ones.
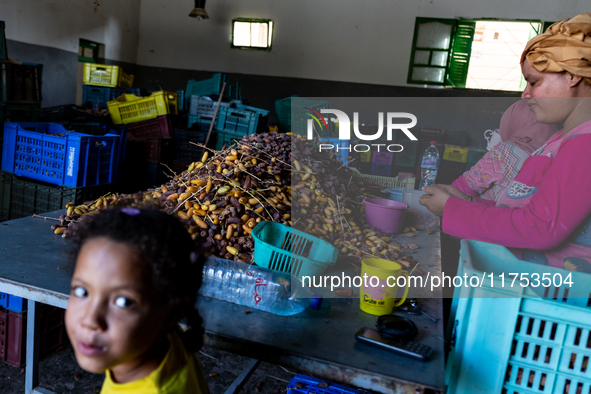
[447,240,591,394]
[185,73,229,99]
[324,137,350,166]
[215,106,261,136]
[286,375,363,394]
[0,293,26,312]
[82,85,111,109]
[1,122,120,187]
[371,162,391,177]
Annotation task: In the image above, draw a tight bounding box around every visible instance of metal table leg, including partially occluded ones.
[223,358,262,394]
[25,300,55,394]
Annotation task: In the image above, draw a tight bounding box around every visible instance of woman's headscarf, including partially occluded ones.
[500,100,557,154]
[521,13,591,84]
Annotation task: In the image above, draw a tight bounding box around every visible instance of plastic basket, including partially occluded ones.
[465,147,487,171]
[107,91,178,125]
[0,21,7,61]
[39,104,109,124]
[215,130,244,151]
[251,221,338,279]
[447,240,591,394]
[420,128,445,144]
[111,87,149,100]
[275,96,332,136]
[0,62,43,103]
[394,141,419,167]
[0,103,40,123]
[286,375,363,393]
[0,171,114,222]
[360,151,371,163]
[81,85,111,109]
[1,122,120,187]
[185,73,229,99]
[126,137,173,164]
[174,128,215,163]
[372,151,394,165]
[187,95,231,121]
[0,293,26,312]
[371,162,391,177]
[215,106,262,136]
[349,167,415,190]
[125,115,173,139]
[83,63,133,88]
[443,145,469,163]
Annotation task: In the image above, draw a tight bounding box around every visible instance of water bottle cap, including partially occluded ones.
[430,141,436,145]
[310,295,323,310]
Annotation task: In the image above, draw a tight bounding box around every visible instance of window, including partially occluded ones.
[408,18,548,91]
[78,39,101,63]
[232,18,273,50]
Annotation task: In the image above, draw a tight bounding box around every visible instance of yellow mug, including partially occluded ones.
[359,258,410,316]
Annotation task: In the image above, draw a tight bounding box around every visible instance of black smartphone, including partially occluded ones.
[355,327,433,361]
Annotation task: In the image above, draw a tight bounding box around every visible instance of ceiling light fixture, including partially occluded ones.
[189,0,209,20]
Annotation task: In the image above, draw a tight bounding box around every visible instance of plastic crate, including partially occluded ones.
[1,122,120,187]
[215,106,262,136]
[172,160,190,174]
[324,137,350,165]
[0,21,7,61]
[125,115,173,139]
[436,159,466,185]
[111,87,149,100]
[360,151,371,163]
[0,306,67,367]
[83,63,133,88]
[187,95,231,121]
[0,171,114,221]
[394,141,419,167]
[0,293,25,312]
[0,62,43,103]
[174,128,216,163]
[176,90,185,111]
[465,147,487,171]
[420,128,445,144]
[443,145,469,163]
[349,167,415,190]
[126,137,173,164]
[0,103,40,123]
[228,82,242,100]
[372,151,394,165]
[371,162,391,177]
[251,221,338,279]
[275,96,332,136]
[39,104,109,124]
[215,130,244,151]
[108,91,178,125]
[447,240,591,394]
[81,85,111,109]
[185,73,229,99]
[286,375,363,394]
[445,130,467,146]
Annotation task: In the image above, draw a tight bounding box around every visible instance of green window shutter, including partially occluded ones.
[542,21,556,33]
[78,39,99,63]
[446,21,475,88]
[407,18,457,86]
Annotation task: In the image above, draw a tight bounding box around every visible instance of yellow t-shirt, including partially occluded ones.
[100,329,210,394]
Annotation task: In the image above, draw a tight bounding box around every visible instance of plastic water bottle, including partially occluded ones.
[419,141,440,189]
[199,257,321,316]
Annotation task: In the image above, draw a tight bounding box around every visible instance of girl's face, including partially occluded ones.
[521,60,578,124]
[65,237,170,379]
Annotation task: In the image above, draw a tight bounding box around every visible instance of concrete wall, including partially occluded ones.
[136,0,588,88]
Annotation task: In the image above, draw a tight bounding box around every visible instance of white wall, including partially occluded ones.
[136,0,589,87]
[0,0,141,63]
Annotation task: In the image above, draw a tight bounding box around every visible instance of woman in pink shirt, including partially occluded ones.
[452,100,556,201]
[421,13,591,273]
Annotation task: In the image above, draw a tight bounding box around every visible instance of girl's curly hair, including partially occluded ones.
[71,207,205,352]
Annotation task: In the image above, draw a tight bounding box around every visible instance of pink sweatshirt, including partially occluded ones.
[443,120,591,271]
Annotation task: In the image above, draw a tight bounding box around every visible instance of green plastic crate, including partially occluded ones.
[251,221,338,279]
[447,240,591,394]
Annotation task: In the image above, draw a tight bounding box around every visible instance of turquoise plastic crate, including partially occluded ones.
[251,221,338,279]
[215,106,262,136]
[1,122,120,187]
[447,240,591,394]
[0,293,26,312]
[275,96,332,136]
[185,73,229,99]
[215,130,244,151]
[286,374,363,393]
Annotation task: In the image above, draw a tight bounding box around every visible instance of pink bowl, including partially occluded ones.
[364,197,408,234]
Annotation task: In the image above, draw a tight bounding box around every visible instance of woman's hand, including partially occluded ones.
[418,185,452,217]
[435,184,475,202]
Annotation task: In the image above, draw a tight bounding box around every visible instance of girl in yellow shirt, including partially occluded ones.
[65,208,210,394]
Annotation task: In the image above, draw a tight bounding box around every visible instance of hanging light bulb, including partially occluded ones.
[189,0,209,20]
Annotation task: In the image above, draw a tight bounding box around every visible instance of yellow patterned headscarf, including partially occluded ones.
[521,13,591,84]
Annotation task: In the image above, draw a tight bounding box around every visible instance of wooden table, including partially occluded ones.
[0,212,445,394]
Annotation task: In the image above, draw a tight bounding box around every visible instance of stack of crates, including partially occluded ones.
[0,300,68,367]
[0,21,43,163]
[437,130,468,184]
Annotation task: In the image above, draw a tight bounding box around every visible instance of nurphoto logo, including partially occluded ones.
[306,108,418,154]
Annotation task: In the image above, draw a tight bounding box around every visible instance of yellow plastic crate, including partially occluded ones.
[83,63,134,88]
[360,151,371,162]
[442,145,469,163]
[107,91,178,125]
[349,168,415,189]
